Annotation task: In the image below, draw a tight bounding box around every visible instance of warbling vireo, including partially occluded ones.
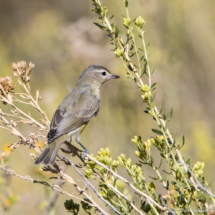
[35,65,120,165]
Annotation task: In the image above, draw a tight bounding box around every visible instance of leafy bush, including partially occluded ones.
[0,0,214,214]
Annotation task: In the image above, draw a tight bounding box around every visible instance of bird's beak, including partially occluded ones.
[110,74,120,79]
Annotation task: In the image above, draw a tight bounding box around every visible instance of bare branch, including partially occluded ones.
[0,165,103,212]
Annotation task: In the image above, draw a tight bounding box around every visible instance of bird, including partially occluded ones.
[34,65,120,166]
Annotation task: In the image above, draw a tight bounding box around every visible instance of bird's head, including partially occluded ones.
[77,65,120,88]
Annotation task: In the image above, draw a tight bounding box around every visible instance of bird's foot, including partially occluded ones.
[82,149,89,160]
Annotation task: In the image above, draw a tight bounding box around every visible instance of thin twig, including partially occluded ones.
[86,154,166,211]
[0,114,41,153]
[0,165,103,212]
[0,95,47,129]
[22,84,50,126]
[0,111,27,120]
[159,195,176,215]
[178,161,215,199]
[61,156,121,215]
[107,182,145,215]
[139,30,151,87]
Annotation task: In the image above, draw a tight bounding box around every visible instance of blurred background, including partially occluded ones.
[1,0,215,214]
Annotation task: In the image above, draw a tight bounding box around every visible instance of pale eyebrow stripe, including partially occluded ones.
[89,65,111,74]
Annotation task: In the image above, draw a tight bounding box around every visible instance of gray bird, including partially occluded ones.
[35,65,120,166]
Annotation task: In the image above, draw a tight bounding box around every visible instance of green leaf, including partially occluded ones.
[158,159,162,169]
[143,61,147,75]
[109,15,114,20]
[149,175,159,180]
[176,182,186,189]
[171,181,176,185]
[99,182,108,187]
[141,201,146,209]
[81,198,92,214]
[163,170,172,175]
[64,199,80,214]
[197,191,206,203]
[185,157,191,165]
[149,156,154,166]
[151,93,155,101]
[140,55,144,62]
[120,187,124,194]
[159,105,162,114]
[131,182,144,192]
[178,135,185,149]
[152,129,163,135]
[114,25,119,38]
[129,52,136,58]
[146,42,150,48]
[151,101,155,108]
[93,22,105,29]
[125,0,128,7]
[170,107,173,119]
[125,34,132,44]
[133,64,140,69]
[130,44,134,51]
[113,178,118,187]
[151,68,155,75]
[182,135,185,145]
[128,64,134,71]
[107,189,115,196]
[160,153,166,158]
[163,174,166,182]
[141,203,151,213]
[166,180,169,190]
[151,82,157,89]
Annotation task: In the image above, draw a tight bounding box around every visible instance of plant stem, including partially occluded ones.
[86,154,166,211]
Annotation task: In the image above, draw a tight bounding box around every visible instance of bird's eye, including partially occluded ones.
[102,71,106,76]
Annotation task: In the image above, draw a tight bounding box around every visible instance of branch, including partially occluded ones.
[99,0,199,196]
[178,161,215,199]
[107,182,144,215]
[61,156,121,215]
[0,95,47,130]
[0,165,104,212]
[159,195,176,215]
[22,84,50,126]
[0,113,41,153]
[85,154,166,211]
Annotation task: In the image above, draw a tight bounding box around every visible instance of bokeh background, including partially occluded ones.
[1,0,215,214]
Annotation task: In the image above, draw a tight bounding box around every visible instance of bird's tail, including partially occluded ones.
[34,141,62,166]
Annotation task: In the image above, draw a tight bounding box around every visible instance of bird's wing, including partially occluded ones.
[47,90,100,143]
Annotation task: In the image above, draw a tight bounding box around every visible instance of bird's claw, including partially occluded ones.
[82,149,89,159]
